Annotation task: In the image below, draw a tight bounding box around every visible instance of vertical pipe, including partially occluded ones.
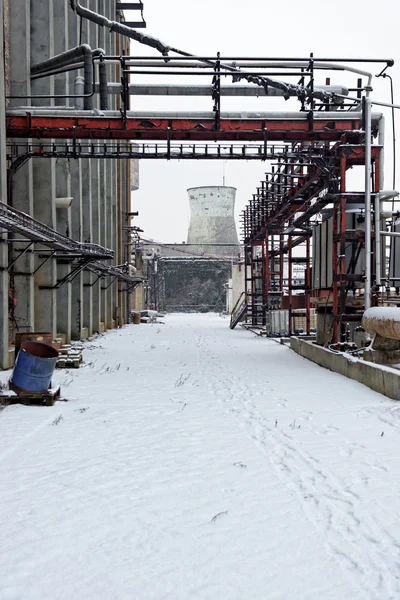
[74,76,85,110]
[306,236,311,335]
[83,47,93,110]
[99,60,108,110]
[364,93,372,310]
[288,234,293,336]
[264,233,268,326]
[279,233,284,296]
[250,242,255,325]
[375,116,385,286]
[375,184,381,287]
[332,202,339,344]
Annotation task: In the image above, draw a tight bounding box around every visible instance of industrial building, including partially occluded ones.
[0,0,141,369]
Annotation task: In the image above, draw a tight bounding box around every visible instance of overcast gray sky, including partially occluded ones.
[124,0,400,242]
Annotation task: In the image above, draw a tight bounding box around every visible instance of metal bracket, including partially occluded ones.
[8,241,34,271]
[212,52,221,131]
[34,250,57,276]
[101,275,118,290]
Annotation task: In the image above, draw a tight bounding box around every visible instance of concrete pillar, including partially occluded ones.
[8,0,35,340]
[68,1,84,339]
[55,159,72,343]
[30,0,57,338]
[54,0,72,342]
[100,158,107,331]
[70,160,83,339]
[81,158,93,336]
[0,0,10,368]
[91,145,101,333]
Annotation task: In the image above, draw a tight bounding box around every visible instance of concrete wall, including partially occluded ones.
[290,337,400,401]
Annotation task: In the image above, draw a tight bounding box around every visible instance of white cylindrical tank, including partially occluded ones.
[187,186,239,257]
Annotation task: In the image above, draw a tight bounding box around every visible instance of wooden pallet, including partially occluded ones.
[0,386,61,407]
[56,357,81,369]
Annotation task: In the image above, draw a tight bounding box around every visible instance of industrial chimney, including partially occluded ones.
[187,186,239,257]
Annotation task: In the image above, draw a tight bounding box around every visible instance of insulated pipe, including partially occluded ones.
[98,62,108,110]
[83,50,93,110]
[68,0,365,104]
[375,116,385,285]
[30,44,93,109]
[380,231,400,238]
[69,0,171,56]
[74,76,85,110]
[364,93,372,309]
[119,60,373,85]
[6,108,382,122]
[104,83,349,99]
[30,46,106,109]
[31,44,93,75]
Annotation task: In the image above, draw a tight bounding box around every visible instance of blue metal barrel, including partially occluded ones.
[10,341,59,394]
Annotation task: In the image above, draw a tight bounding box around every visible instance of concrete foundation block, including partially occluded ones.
[290,338,400,401]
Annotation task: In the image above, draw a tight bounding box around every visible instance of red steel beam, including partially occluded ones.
[6,115,362,141]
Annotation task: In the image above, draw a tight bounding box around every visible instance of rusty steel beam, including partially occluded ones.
[6,114,362,141]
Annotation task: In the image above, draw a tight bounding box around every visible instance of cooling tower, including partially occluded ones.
[187,186,239,257]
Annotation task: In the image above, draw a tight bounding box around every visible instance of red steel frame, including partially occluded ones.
[5,109,380,344]
[243,139,383,343]
[6,115,363,141]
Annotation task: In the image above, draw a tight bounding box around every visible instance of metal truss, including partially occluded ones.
[0,203,141,288]
[6,112,367,142]
[242,138,382,342]
[7,141,301,175]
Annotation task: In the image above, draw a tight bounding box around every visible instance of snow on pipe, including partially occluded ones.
[31,44,93,109]
[5,108,383,123]
[68,1,347,105]
[69,0,171,56]
[31,45,107,110]
[104,83,349,100]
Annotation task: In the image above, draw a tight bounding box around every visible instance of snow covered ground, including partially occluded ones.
[1,313,400,600]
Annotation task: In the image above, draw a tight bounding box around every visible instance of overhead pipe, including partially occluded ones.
[68,1,351,105]
[31,44,93,109]
[104,83,349,100]
[69,0,171,56]
[31,44,93,76]
[30,46,106,109]
[5,108,382,122]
